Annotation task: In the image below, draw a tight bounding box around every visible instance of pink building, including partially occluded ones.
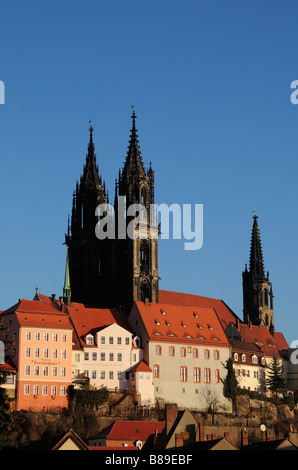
[0,296,73,411]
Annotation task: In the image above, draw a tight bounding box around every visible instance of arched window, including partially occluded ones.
[264,289,268,306]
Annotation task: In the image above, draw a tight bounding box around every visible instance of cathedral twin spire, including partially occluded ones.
[65,111,159,311]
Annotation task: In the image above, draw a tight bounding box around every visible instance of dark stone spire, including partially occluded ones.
[80,120,103,192]
[121,110,146,182]
[242,213,274,330]
[249,214,265,279]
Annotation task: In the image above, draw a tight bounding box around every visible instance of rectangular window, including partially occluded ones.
[25,347,31,357]
[117,337,122,344]
[24,384,30,395]
[43,366,48,376]
[117,353,122,361]
[84,352,89,361]
[100,371,105,379]
[180,366,187,382]
[61,367,66,377]
[61,349,66,359]
[44,333,49,342]
[215,369,220,383]
[117,371,122,380]
[52,349,58,359]
[156,345,162,355]
[25,365,30,376]
[169,346,175,356]
[180,348,186,357]
[33,385,39,396]
[109,353,114,361]
[61,334,67,343]
[100,336,105,344]
[204,349,210,359]
[193,348,198,358]
[75,354,80,362]
[60,386,66,396]
[125,337,129,345]
[35,332,40,341]
[109,337,113,345]
[214,350,220,360]
[132,353,136,362]
[153,365,159,378]
[109,371,114,379]
[204,368,211,383]
[92,352,97,361]
[51,386,57,397]
[52,367,57,377]
[34,348,40,358]
[42,385,48,395]
[91,370,96,379]
[43,348,49,359]
[34,366,39,376]
[193,367,201,383]
[100,353,105,361]
[53,333,58,342]
[26,331,31,341]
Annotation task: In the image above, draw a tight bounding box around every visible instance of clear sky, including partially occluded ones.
[0,0,297,345]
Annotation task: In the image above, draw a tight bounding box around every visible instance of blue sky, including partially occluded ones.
[0,0,297,344]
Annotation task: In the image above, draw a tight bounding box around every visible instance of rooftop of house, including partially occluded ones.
[89,420,165,442]
[135,300,231,347]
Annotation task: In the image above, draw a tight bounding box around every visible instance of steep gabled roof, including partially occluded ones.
[66,303,136,348]
[159,290,240,330]
[135,301,230,347]
[1,298,72,330]
[237,323,288,358]
[90,420,165,442]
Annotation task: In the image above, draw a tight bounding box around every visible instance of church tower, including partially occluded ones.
[65,121,112,307]
[115,110,159,313]
[242,214,274,332]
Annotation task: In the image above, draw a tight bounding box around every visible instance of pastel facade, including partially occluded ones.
[128,298,233,410]
[0,298,73,411]
[68,303,144,392]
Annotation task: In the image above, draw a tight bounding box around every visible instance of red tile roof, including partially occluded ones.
[94,420,165,441]
[159,290,240,330]
[237,324,288,358]
[1,298,72,330]
[135,301,230,347]
[129,360,152,373]
[66,303,136,348]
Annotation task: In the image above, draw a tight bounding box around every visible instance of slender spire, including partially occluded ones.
[63,248,71,306]
[122,109,146,179]
[249,213,265,278]
[81,120,102,190]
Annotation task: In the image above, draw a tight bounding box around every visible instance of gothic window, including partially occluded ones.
[141,280,150,302]
[264,289,268,306]
[140,242,149,274]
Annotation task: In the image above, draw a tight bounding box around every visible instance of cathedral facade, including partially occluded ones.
[65,111,159,313]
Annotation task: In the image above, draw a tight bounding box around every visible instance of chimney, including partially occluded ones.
[165,403,178,435]
[51,294,56,302]
[175,432,189,448]
[211,434,216,440]
[144,297,149,306]
[224,432,230,440]
[198,422,204,442]
[241,429,248,447]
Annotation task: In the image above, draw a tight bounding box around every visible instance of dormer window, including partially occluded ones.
[86,335,94,345]
[234,353,238,361]
[252,355,258,364]
[241,354,246,362]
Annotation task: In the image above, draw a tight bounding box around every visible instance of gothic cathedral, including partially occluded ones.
[65,111,159,313]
